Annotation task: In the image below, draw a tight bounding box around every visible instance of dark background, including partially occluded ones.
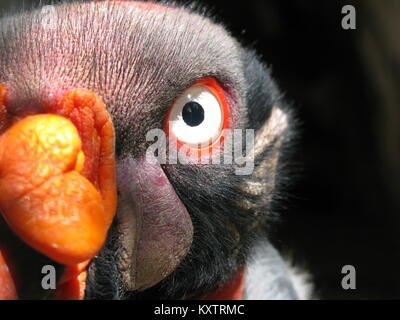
[1,0,400,299]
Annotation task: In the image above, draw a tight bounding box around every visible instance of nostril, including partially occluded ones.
[0,84,45,118]
[0,84,67,118]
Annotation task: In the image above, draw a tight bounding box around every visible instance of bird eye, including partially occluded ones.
[166,78,228,148]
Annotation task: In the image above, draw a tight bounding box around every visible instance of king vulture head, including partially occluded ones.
[0,0,293,300]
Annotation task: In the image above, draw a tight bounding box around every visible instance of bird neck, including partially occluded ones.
[200,267,245,300]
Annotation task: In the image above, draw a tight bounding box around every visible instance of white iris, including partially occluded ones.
[168,85,223,146]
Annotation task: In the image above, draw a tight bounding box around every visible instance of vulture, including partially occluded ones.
[0,0,310,300]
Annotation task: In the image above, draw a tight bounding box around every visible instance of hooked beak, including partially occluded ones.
[0,85,117,299]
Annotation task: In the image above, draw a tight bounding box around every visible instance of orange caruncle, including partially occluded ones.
[0,86,117,299]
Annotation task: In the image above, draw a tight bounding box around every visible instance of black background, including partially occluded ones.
[1,0,399,299]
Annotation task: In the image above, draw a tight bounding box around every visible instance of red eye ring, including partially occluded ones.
[164,77,230,158]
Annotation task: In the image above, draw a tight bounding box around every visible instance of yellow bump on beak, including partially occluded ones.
[0,114,111,265]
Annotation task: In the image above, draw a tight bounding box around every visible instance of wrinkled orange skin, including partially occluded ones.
[52,261,89,300]
[0,85,116,299]
[0,249,17,300]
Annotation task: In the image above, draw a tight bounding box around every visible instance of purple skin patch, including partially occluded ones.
[116,156,193,290]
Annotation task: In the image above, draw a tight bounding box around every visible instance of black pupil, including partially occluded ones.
[182,102,205,127]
